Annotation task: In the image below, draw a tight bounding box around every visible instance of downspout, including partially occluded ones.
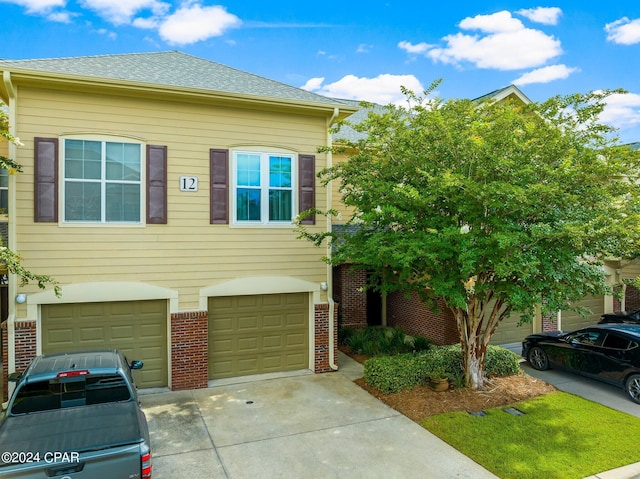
[327,107,339,370]
[3,71,17,384]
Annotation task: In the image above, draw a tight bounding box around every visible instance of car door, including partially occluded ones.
[590,332,638,385]
[546,330,604,377]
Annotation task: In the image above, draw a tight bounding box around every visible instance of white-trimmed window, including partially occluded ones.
[232,151,296,225]
[63,139,142,223]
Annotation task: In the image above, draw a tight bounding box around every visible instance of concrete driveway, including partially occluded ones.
[141,357,498,479]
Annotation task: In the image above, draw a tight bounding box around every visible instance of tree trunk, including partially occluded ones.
[453,292,507,390]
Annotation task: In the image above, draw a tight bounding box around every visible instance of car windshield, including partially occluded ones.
[11,374,131,414]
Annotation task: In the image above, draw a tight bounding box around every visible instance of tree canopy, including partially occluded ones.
[298,84,640,388]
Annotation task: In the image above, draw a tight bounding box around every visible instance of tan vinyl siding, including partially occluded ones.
[13,86,330,308]
[330,151,356,223]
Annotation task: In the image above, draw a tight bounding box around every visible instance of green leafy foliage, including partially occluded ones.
[340,326,431,356]
[300,84,640,388]
[364,344,521,393]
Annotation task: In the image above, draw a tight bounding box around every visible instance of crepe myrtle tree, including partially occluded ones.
[297,82,640,389]
[1,103,59,295]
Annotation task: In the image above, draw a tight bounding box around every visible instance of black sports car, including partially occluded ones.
[522,323,640,403]
[599,309,640,324]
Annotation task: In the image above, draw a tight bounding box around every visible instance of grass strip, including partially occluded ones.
[421,391,640,479]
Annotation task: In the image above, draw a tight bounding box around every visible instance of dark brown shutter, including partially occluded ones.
[298,154,315,225]
[34,137,59,223]
[146,145,167,224]
[210,149,229,224]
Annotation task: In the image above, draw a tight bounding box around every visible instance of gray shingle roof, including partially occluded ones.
[0,51,346,106]
[331,99,387,142]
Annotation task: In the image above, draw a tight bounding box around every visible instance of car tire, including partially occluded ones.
[527,346,550,371]
[625,374,640,404]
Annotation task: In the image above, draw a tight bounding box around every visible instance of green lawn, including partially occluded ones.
[421,391,640,479]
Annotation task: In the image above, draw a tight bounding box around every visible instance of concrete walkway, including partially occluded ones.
[141,353,498,479]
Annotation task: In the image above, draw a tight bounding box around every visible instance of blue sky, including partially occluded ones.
[1,1,640,143]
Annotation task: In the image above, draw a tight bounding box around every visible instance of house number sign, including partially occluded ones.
[180,176,198,192]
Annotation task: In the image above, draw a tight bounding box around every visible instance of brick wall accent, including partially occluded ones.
[1,321,6,402]
[386,291,458,345]
[625,285,640,311]
[2,320,37,402]
[314,303,338,373]
[542,313,557,332]
[333,265,367,329]
[171,311,208,391]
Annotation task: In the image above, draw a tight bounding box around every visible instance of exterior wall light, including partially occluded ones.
[15,293,27,304]
[320,282,328,291]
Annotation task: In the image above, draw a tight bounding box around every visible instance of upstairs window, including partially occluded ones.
[233,151,295,224]
[63,139,142,223]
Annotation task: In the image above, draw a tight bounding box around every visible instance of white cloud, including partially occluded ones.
[513,64,579,85]
[80,0,169,25]
[515,7,562,25]
[403,10,562,71]
[302,74,424,105]
[398,40,432,55]
[599,92,640,130]
[356,43,372,54]
[93,27,117,40]
[605,17,640,45]
[0,0,65,13]
[459,10,524,33]
[158,4,241,45]
[301,77,325,91]
[47,10,73,22]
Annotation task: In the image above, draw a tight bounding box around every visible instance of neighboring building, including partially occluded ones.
[0,51,358,398]
[330,85,631,345]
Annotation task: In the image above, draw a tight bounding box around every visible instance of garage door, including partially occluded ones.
[489,309,532,345]
[208,293,309,380]
[561,295,604,332]
[41,300,168,388]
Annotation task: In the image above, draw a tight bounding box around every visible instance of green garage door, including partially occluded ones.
[41,300,168,388]
[561,295,604,332]
[489,310,532,345]
[208,293,309,380]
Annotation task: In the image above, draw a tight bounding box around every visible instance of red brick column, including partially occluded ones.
[542,313,557,332]
[171,311,208,391]
[2,320,37,401]
[2,321,7,402]
[314,303,338,373]
[625,285,640,311]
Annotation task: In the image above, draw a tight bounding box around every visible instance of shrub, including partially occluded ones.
[364,354,431,394]
[341,326,431,356]
[363,344,521,393]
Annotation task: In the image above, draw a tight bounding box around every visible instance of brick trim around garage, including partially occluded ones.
[314,303,338,373]
[171,311,208,391]
[2,320,37,402]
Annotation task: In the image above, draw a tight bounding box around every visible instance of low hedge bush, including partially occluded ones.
[363,344,521,393]
[339,326,431,356]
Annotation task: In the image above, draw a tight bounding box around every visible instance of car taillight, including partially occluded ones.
[141,450,152,479]
[57,370,90,378]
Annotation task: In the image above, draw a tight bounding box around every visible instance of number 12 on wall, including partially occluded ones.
[180,176,198,192]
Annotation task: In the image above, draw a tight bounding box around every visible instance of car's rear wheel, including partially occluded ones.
[527,346,549,371]
[625,374,640,404]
